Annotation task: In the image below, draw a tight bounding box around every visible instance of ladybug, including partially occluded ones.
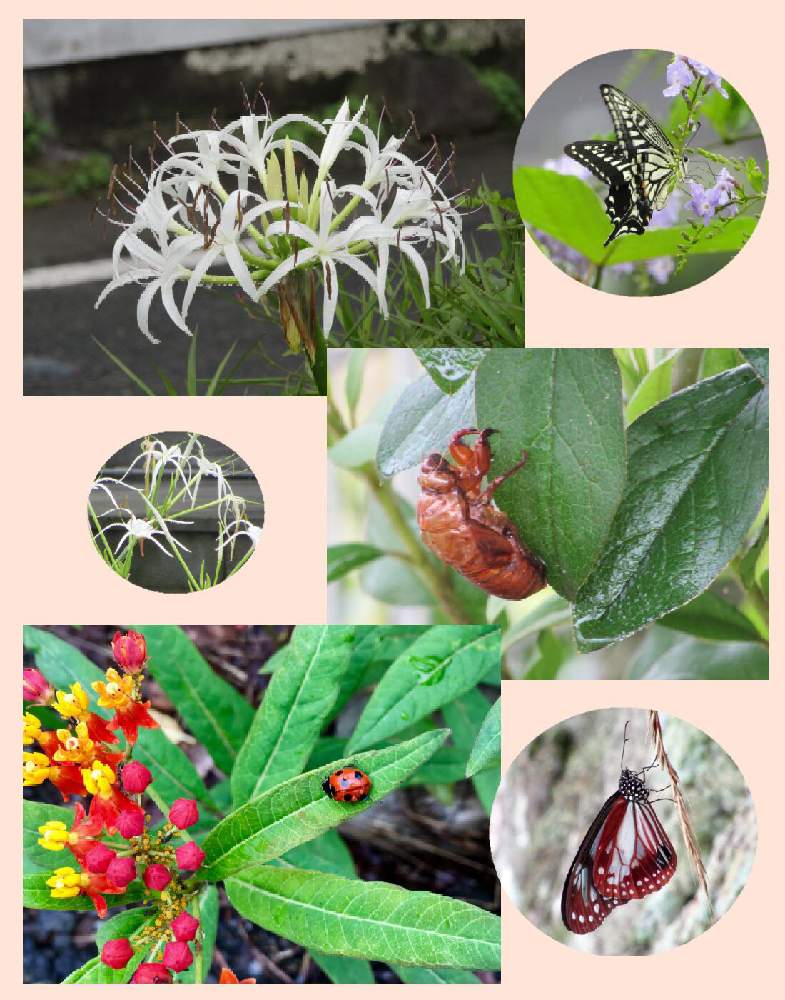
[322,767,372,803]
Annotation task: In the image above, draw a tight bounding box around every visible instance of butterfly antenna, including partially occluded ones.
[620,720,630,771]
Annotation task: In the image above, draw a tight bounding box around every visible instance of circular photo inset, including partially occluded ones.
[491,708,755,954]
[514,50,767,294]
[87,432,263,593]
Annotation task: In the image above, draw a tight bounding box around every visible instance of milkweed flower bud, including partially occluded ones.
[163,941,193,972]
[132,963,172,984]
[106,855,137,888]
[23,667,53,704]
[85,843,117,874]
[116,810,145,839]
[169,798,199,829]
[171,912,200,942]
[122,761,153,794]
[144,863,172,891]
[175,841,205,872]
[101,938,134,969]
[112,631,148,673]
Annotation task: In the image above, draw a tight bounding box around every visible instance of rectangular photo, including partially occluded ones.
[327,347,768,680]
[23,625,501,983]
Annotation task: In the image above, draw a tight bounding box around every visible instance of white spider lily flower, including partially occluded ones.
[259,185,383,333]
[218,517,262,551]
[101,513,192,558]
[315,97,367,188]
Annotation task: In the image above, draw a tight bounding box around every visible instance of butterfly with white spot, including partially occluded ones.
[564,84,689,247]
[561,753,677,934]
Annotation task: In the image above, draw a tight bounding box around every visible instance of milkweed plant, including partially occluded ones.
[23,625,502,984]
[518,54,767,292]
[96,97,465,394]
[88,434,262,592]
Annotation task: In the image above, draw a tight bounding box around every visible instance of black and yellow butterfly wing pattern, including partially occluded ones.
[565,84,684,247]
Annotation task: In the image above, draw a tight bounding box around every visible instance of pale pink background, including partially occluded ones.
[11,1,783,994]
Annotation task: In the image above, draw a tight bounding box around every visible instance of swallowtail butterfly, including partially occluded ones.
[561,762,677,934]
[565,84,688,247]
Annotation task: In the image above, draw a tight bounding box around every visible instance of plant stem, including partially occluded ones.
[278,270,327,395]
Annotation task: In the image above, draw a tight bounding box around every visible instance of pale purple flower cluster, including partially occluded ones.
[663,56,729,99]
[686,168,739,224]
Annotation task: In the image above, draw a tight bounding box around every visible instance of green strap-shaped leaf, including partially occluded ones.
[136,626,254,775]
[475,348,627,599]
[231,626,355,805]
[224,867,500,970]
[23,627,109,716]
[327,544,384,582]
[134,727,220,814]
[573,365,768,650]
[392,965,484,984]
[465,697,501,777]
[659,590,762,643]
[201,730,448,881]
[347,628,499,753]
[23,872,145,910]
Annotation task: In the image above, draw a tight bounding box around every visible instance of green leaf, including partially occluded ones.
[231,625,355,805]
[136,625,254,775]
[133,727,219,814]
[698,348,743,381]
[22,627,109,716]
[361,494,434,606]
[392,965,483,984]
[501,590,572,652]
[327,543,385,582]
[626,351,677,424]
[201,730,448,880]
[347,627,499,752]
[23,872,145,910]
[415,348,488,394]
[178,885,219,983]
[66,910,154,983]
[333,626,426,717]
[95,907,152,947]
[515,167,758,264]
[573,365,769,650]
[465,697,501,777]
[224,867,500,970]
[631,637,768,679]
[345,348,369,417]
[475,348,626,599]
[659,590,762,643]
[740,348,768,382]
[23,800,74,871]
[522,628,571,680]
[329,423,381,469]
[376,373,476,477]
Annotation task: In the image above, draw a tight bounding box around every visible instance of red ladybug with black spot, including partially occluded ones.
[322,767,372,803]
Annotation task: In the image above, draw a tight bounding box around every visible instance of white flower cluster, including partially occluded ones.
[97,98,465,342]
[89,436,261,574]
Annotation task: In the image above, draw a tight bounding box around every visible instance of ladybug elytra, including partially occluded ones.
[322,767,372,803]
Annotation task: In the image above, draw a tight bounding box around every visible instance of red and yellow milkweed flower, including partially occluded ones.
[45,866,125,919]
[92,669,156,744]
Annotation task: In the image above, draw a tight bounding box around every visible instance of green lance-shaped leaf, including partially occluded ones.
[393,966,484,984]
[224,867,501,971]
[23,627,109,717]
[347,627,499,753]
[23,872,146,910]
[573,364,768,650]
[475,348,627,599]
[231,625,355,805]
[630,636,768,680]
[178,885,219,983]
[134,727,220,814]
[465,696,501,777]
[136,625,254,775]
[658,590,763,643]
[200,729,448,881]
[327,543,385,581]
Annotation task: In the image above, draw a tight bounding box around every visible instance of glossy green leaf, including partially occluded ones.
[231,626,355,805]
[415,348,488,394]
[465,697,501,777]
[95,907,151,948]
[347,628,499,752]
[476,348,626,599]
[224,867,500,970]
[659,590,762,643]
[740,347,768,382]
[376,374,475,477]
[133,728,219,814]
[392,965,483,984]
[327,543,385,582]
[573,365,768,650]
[201,730,448,881]
[22,627,109,717]
[631,637,768,679]
[137,626,254,776]
[333,627,426,717]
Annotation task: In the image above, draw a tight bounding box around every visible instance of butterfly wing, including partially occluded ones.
[561,791,630,934]
[563,140,629,188]
[592,797,677,902]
